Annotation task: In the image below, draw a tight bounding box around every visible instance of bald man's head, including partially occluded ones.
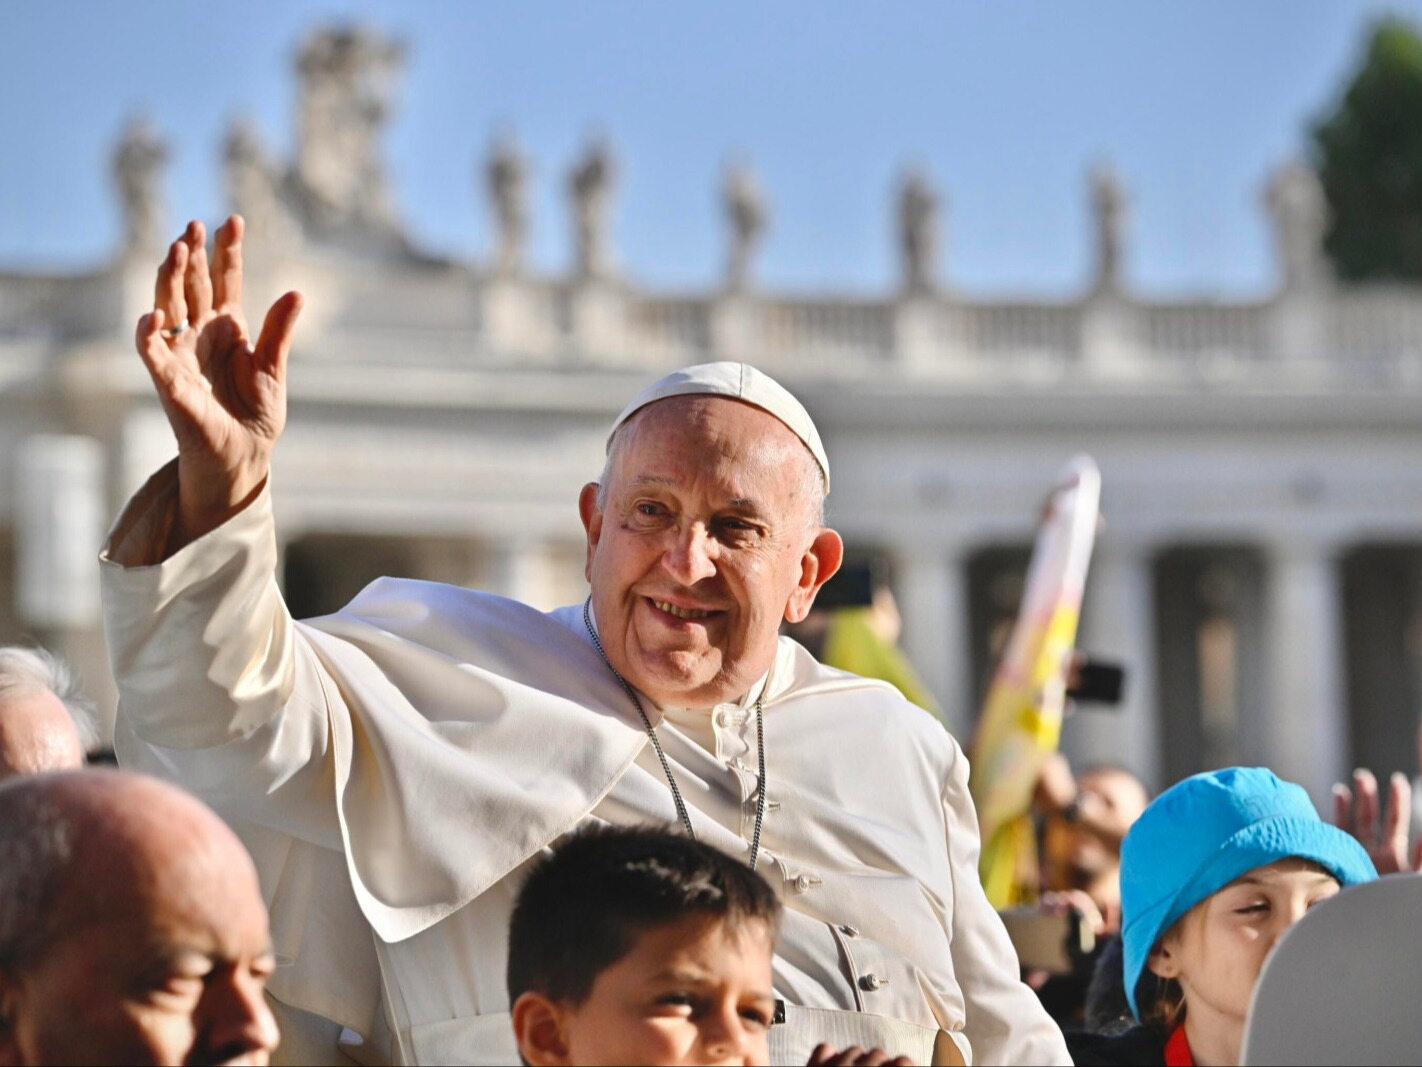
[0,647,95,780]
[0,770,278,1066]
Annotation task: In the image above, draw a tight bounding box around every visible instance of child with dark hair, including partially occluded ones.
[508,826,909,1067]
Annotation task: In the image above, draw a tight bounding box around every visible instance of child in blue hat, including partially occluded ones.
[1067,767,1375,1066]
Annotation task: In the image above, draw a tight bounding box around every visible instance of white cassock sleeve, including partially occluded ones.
[943,745,1073,1065]
[100,461,338,839]
[100,462,379,1038]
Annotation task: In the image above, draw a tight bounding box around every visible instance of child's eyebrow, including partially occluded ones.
[642,967,777,1002]
[1233,871,1336,887]
[645,965,715,985]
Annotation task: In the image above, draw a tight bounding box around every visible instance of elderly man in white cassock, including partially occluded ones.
[101,216,1070,1066]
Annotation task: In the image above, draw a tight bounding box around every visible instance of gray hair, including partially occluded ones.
[595,421,828,532]
[0,646,99,751]
[0,779,74,970]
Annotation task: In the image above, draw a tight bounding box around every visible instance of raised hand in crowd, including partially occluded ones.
[135,215,302,553]
[806,1044,914,1066]
[1038,888,1108,939]
[1332,767,1422,875]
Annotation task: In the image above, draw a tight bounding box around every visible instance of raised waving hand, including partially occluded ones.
[135,216,303,553]
[1333,767,1422,875]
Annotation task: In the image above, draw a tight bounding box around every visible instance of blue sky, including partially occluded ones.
[3,1,1420,296]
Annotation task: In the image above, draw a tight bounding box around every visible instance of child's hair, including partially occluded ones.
[1134,967,1186,1037]
[506,825,782,1006]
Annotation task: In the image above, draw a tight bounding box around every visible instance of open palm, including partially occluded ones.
[136,216,302,548]
[1333,767,1422,875]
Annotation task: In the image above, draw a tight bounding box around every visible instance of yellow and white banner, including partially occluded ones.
[969,455,1101,908]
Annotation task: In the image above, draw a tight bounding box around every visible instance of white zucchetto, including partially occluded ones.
[607,362,830,493]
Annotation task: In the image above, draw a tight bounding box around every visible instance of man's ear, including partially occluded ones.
[1146,939,1181,981]
[511,991,572,1067]
[784,528,844,625]
[578,483,603,583]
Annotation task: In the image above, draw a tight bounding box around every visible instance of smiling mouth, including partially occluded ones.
[648,598,717,620]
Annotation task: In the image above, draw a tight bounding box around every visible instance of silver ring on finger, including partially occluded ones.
[162,323,186,338]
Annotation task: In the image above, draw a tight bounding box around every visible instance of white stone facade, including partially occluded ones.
[3,28,1421,803]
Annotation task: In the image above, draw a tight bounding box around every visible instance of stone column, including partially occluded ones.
[1067,541,1162,791]
[893,544,972,738]
[16,435,105,631]
[1264,537,1348,806]
[15,434,116,739]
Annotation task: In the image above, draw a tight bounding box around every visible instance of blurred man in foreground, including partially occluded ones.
[0,645,96,779]
[0,769,280,1065]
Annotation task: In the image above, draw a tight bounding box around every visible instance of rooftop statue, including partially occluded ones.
[292,26,404,235]
[569,138,615,280]
[1266,162,1329,292]
[111,118,167,256]
[1090,163,1127,295]
[487,133,528,276]
[898,169,940,296]
[723,160,767,292]
[224,118,294,254]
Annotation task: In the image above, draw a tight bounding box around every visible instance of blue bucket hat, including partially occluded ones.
[1119,766,1375,1019]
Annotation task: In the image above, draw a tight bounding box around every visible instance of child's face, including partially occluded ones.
[1149,858,1340,1027]
[554,913,776,1066]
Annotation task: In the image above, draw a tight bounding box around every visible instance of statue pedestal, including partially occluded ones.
[710,295,759,361]
[1080,293,1140,377]
[568,280,628,363]
[893,295,945,370]
[483,277,556,363]
[1268,289,1327,364]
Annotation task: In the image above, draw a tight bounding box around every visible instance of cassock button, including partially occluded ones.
[716,708,748,728]
[792,873,822,893]
[859,973,889,992]
[838,924,860,938]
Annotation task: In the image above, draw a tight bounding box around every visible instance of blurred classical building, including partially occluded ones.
[3,27,1421,800]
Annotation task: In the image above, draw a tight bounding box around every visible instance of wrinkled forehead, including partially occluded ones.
[610,395,816,487]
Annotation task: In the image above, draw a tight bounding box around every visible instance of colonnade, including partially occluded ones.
[884,535,1400,804]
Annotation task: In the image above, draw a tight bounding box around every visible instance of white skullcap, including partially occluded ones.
[608,362,830,493]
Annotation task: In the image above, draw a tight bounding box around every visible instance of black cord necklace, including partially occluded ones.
[583,596,767,870]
